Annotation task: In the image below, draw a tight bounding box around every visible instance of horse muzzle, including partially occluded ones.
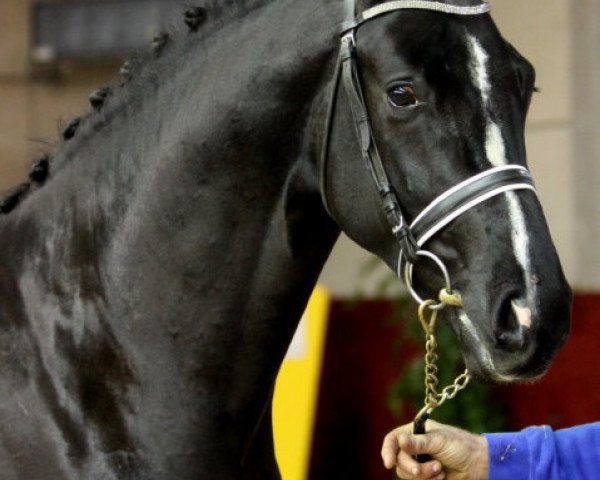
[458,285,571,383]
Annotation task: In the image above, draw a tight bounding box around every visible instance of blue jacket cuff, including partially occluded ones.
[483,431,531,480]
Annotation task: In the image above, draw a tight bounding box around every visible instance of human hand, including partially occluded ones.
[381,420,489,480]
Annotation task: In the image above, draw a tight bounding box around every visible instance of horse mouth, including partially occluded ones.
[455,310,556,384]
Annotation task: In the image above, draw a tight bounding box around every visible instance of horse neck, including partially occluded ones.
[0,0,342,454]
[112,0,343,383]
[2,0,341,287]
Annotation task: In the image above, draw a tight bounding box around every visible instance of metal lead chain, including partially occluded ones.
[403,251,471,451]
[413,295,471,434]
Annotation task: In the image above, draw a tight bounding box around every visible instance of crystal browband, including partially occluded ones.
[341,1,491,33]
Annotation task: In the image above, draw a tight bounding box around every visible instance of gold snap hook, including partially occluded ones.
[439,288,462,307]
[418,300,438,335]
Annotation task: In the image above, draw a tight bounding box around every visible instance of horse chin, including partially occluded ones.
[463,355,548,385]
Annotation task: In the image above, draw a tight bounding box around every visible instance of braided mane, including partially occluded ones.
[0,0,272,215]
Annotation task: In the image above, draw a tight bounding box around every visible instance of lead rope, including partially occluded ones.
[411,288,471,463]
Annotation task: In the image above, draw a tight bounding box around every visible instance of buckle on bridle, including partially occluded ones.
[379,185,420,264]
[393,223,419,264]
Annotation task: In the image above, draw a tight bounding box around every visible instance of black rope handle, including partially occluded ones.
[412,413,433,463]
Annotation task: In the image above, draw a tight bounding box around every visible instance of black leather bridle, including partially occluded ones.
[319,0,537,277]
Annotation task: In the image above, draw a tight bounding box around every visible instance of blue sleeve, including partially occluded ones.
[483,422,600,480]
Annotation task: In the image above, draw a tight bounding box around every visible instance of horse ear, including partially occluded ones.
[29,156,50,184]
[89,87,112,111]
[152,32,170,54]
[63,117,81,140]
[184,7,207,32]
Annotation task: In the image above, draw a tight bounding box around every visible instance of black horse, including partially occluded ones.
[0,0,570,478]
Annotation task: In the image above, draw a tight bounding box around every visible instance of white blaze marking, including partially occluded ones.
[452,35,537,377]
[466,35,535,310]
[468,35,491,102]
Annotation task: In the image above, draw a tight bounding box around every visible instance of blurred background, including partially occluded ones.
[0,1,599,479]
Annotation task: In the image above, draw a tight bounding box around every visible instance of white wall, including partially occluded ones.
[319,0,579,296]
[572,0,600,289]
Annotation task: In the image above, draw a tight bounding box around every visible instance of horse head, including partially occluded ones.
[320,0,571,382]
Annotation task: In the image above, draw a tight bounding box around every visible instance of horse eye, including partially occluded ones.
[387,84,418,107]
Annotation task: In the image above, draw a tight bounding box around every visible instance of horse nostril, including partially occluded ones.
[493,295,529,351]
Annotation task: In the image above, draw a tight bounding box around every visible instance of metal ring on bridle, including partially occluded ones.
[404,250,452,310]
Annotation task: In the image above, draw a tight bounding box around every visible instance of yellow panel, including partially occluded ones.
[273,286,330,480]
